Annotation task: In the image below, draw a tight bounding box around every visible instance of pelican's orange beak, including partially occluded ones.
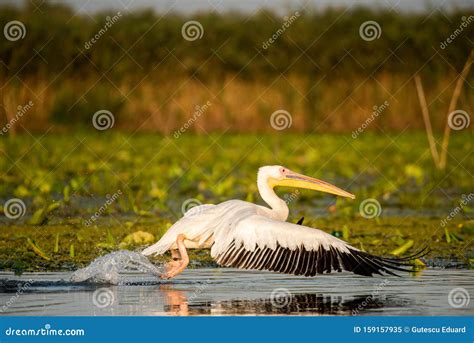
[275,171,355,199]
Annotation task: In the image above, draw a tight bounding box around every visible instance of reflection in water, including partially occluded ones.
[158,286,394,316]
[0,279,406,316]
[2,268,470,316]
[160,286,189,316]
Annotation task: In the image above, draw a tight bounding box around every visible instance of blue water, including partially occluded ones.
[0,268,472,316]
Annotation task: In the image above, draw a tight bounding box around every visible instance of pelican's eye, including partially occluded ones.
[279,167,287,176]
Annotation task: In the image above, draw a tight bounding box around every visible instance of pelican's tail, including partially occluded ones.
[142,204,217,257]
[141,241,169,256]
[142,232,177,256]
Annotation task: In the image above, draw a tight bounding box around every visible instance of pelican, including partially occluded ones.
[143,166,424,279]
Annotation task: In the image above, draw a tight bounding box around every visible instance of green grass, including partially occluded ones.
[0,132,472,272]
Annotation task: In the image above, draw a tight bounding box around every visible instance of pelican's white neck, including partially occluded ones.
[257,171,289,221]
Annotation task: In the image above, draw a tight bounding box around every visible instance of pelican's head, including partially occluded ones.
[258,165,355,199]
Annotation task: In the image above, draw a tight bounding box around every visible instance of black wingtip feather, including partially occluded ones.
[351,247,429,277]
[215,240,429,278]
[381,246,430,262]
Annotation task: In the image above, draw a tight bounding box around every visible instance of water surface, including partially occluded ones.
[0,269,472,316]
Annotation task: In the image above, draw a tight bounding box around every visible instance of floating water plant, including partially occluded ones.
[28,201,62,225]
[27,238,50,261]
[120,231,155,248]
[391,239,414,256]
[54,233,59,253]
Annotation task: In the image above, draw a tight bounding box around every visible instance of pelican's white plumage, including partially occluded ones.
[143,166,422,279]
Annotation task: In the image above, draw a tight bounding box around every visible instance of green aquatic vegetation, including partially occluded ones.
[27,238,50,261]
[0,133,472,272]
[63,185,71,203]
[14,185,30,198]
[404,164,425,185]
[342,225,350,241]
[391,240,414,256]
[95,229,117,249]
[444,227,463,244]
[54,233,59,253]
[119,231,155,249]
[461,223,474,235]
[0,217,469,273]
[28,201,63,225]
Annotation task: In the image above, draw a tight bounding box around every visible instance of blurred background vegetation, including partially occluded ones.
[0,1,473,133]
[0,1,472,270]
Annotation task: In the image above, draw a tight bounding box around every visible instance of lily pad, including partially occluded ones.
[119,230,155,249]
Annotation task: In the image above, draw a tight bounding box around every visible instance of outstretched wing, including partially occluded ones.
[211,215,425,277]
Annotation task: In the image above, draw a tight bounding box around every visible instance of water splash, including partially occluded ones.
[70,250,162,284]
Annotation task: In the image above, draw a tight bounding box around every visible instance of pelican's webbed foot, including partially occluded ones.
[161,234,189,279]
